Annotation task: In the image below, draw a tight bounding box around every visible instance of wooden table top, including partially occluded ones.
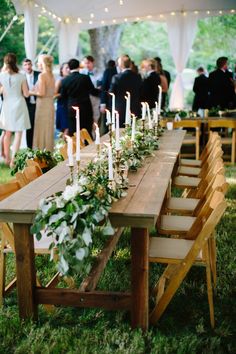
[0,130,185,227]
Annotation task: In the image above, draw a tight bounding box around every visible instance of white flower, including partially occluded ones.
[49,211,66,225]
[82,227,92,246]
[41,201,52,215]
[62,184,83,201]
[76,248,86,260]
[78,176,89,186]
[56,197,65,208]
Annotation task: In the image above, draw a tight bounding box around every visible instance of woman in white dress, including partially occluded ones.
[0,53,30,167]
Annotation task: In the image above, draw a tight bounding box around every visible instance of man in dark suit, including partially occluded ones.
[110,55,142,126]
[140,58,161,108]
[60,58,99,137]
[23,58,40,149]
[192,67,209,111]
[209,57,236,109]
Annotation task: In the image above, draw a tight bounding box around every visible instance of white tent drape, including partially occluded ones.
[58,22,79,64]
[23,0,39,62]
[167,14,198,110]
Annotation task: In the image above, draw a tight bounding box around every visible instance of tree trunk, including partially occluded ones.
[88,25,123,72]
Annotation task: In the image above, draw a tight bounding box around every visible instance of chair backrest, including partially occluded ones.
[208,119,236,129]
[186,189,226,240]
[0,180,20,201]
[80,128,93,146]
[173,119,201,129]
[15,165,43,187]
[194,174,228,217]
[26,159,43,175]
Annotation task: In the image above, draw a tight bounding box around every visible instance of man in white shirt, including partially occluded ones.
[22,58,40,148]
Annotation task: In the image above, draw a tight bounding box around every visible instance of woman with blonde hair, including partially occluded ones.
[31,55,55,151]
[0,53,30,167]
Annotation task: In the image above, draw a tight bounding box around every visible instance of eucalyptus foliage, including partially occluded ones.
[31,123,162,276]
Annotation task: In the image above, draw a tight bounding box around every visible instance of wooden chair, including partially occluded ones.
[59,129,93,158]
[176,137,223,177]
[208,119,236,164]
[15,164,43,188]
[179,131,219,167]
[172,120,201,160]
[80,128,93,147]
[0,179,20,201]
[165,174,228,216]
[26,159,43,174]
[173,156,224,191]
[149,191,227,327]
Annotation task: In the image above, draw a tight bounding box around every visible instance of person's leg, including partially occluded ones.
[10,131,22,168]
[3,131,12,165]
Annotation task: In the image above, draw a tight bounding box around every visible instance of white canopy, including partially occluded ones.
[12,0,236,109]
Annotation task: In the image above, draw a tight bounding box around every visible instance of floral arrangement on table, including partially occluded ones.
[11,148,64,175]
[162,109,188,118]
[31,100,163,276]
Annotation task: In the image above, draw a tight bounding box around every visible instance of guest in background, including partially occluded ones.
[22,58,40,149]
[60,58,99,137]
[140,58,161,108]
[31,55,55,152]
[154,57,171,88]
[155,59,169,110]
[208,56,236,109]
[80,55,102,130]
[100,60,117,112]
[100,59,117,134]
[192,67,209,111]
[110,55,142,126]
[0,53,30,167]
[55,62,70,138]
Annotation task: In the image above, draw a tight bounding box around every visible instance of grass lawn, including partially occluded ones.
[0,165,235,354]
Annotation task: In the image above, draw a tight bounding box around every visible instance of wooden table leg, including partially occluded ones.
[14,224,38,320]
[131,227,149,331]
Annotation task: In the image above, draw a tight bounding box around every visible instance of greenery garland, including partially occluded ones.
[31,122,163,276]
[11,148,64,175]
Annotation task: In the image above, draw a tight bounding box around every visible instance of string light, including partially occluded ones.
[33,1,235,28]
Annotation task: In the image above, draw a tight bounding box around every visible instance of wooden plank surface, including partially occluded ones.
[0,130,185,226]
[35,288,131,310]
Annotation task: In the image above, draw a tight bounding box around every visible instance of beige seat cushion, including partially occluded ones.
[178,166,201,176]
[166,197,199,213]
[173,176,201,188]
[180,158,202,167]
[159,215,196,234]
[149,237,203,261]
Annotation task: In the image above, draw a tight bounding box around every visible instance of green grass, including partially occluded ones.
[0,163,14,184]
[0,166,235,354]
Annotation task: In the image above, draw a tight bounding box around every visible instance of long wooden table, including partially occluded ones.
[0,130,185,331]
